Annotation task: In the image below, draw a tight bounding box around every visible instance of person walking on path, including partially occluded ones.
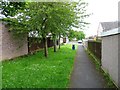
[70,44,106,88]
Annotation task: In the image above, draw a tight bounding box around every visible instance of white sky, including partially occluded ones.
[83,0,119,37]
[1,0,119,38]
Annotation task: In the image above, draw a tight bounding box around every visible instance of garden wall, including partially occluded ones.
[0,22,28,61]
[101,28,120,86]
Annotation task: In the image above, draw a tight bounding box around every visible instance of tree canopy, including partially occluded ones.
[1,1,89,57]
[1,1,26,17]
[68,30,85,41]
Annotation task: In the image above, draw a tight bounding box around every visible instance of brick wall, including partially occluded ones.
[0,22,28,61]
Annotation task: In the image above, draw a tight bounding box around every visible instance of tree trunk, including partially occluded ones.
[43,37,48,57]
[58,34,60,49]
[53,34,57,52]
[54,38,57,52]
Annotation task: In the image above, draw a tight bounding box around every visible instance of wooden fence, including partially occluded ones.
[28,37,58,53]
[88,40,101,64]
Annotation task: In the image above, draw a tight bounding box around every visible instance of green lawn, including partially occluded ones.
[2,44,77,88]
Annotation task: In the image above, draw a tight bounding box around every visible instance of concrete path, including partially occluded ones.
[70,45,106,88]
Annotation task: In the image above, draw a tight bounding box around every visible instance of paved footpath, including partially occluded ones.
[69,45,106,88]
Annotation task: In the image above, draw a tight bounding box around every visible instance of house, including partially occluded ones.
[97,21,120,36]
[0,22,28,61]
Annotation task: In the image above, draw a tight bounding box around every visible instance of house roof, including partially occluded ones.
[100,21,120,32]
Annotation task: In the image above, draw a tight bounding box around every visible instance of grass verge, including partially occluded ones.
[2,44,77,88]
[85,48,118,88]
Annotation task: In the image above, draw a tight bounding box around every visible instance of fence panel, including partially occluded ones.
[28,37,56,53]
[88,41,101,64]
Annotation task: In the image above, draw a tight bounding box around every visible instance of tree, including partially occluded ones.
[68,30,85,41]
[25,2,82,54]
[0,1,26,18]
[48,2,78,52]
[76,31,85,40]
[1,0,89,57]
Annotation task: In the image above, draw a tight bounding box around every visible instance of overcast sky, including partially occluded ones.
[1,0,119,38]
[83,0,119,37]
